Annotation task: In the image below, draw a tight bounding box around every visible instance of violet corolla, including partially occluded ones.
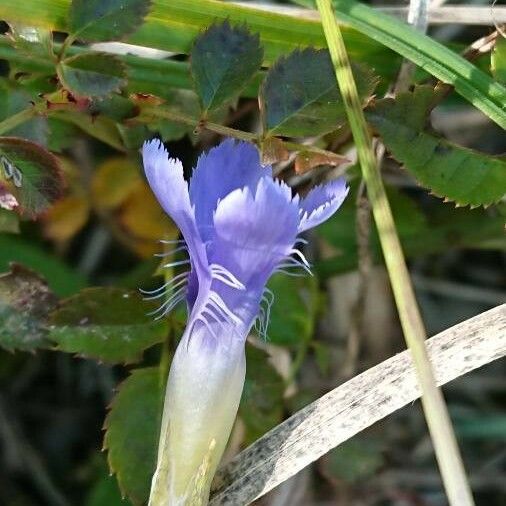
[143,138,348,505]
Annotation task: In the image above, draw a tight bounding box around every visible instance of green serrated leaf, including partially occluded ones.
[0,136,64,218]
[49,287,168,363]
[366,86,506,207]
[0,264,58,351]
[261,48,377,137]
[239,344,285,444]
[191,21,263,113]
[316,182,505,278]
[491,37,506,84]
[104,367,161,505]
[265,272,319,346]
[69,0,151,42]
[7,23,54,60]
[57,52,126,98]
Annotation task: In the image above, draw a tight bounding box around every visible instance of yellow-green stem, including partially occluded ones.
[315,1,474,505]
[0,107,37,136]
[141,106,342,161]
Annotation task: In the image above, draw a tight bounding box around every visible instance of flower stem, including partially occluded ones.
[315,1,474,504]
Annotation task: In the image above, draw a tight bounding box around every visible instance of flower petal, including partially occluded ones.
[189,139,271,242]
[298,177,349,232]
[143,139,209,294]
[210,176,299,293]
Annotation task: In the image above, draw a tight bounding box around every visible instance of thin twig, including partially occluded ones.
[210,304,505,504]
[342,181,372,378]
[140,106,344,162]
[315,1,475,504]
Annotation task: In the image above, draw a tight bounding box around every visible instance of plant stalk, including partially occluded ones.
[315,0,474,504]
[0,107,37,136]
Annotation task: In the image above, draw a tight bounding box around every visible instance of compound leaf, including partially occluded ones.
[366,86,506,207]
[191,21,263,112]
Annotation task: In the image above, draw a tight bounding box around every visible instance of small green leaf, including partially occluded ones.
[0,136,64,218]
[240,345,285,444]
[0,79,49,146]
[0,235,86,297]
[0,264,58,351]
[491,37,506,84]
[104,367,161,505]
[266,272,319,346]
[366,86,506,207]
[57,53,126,99]
[0,209,19,233]
[49,287,169,364]
[7,23,54,60]
[191,21,263,112]
[261,48,377,136]
[69,0,151,42]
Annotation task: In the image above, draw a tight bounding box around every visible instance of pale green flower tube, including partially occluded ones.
[149,325,245,506]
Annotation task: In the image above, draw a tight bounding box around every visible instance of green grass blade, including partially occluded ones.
[327,0,506,128]
[0,0,393,70]
[315,0,475,503]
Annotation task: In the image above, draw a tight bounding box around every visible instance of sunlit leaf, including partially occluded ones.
[0,136,64,218]
[119,183,177,241]
[104,367,161,505]
[240,345,285,444]
[42,194,90,242]
[49,287,169,363]
[57,52,127,98]
[266,273,319,346]
[191,21,263,113]
[91,157,140,210]
[366,86,506,207]
[7,23,53,60]
[0,264,57,351]
[69,0,151,42]
[261,48,377,137]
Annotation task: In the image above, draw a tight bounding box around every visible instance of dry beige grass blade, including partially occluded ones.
[210,304,506,505]
[234,2,506,26]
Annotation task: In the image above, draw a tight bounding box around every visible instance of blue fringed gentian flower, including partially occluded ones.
[143,139,348,505]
